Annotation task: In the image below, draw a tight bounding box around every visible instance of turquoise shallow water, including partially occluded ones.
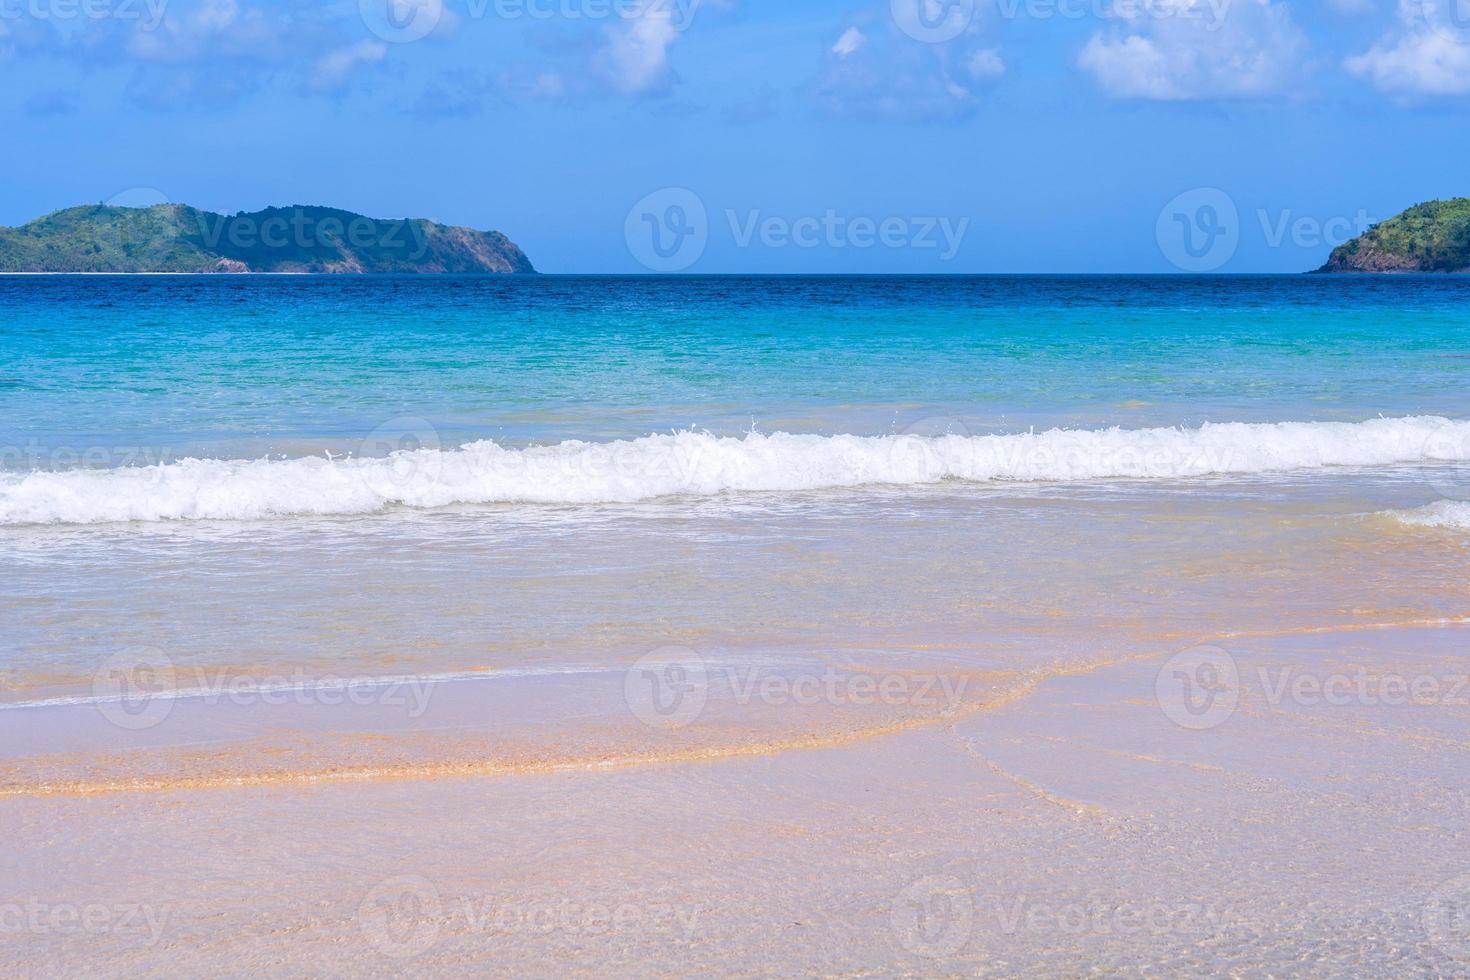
[3,274,1470,690]
[4,274,1470,465]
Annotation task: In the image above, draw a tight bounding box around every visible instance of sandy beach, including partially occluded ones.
[4,475,1469,976]
[5,618,1468,977]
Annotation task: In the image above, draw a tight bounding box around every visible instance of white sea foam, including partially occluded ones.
[3,416,1470,525]
[1386,500,1470,530]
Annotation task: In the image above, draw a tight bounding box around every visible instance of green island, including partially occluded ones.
[1316,198,1470,273]
[0,204,535,274]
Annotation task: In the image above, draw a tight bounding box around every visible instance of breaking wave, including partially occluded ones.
[1386,500,1470,530]
[3,416,1470,525]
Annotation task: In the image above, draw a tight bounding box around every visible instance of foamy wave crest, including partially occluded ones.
[1387,501,1470,530]
[4,415,1470,525]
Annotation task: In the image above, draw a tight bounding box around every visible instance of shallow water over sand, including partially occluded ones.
[5,276,1470,974]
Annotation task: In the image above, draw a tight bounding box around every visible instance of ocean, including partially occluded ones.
[3,274,1470,707]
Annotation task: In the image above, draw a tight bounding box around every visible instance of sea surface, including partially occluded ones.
[3,274,1470,700]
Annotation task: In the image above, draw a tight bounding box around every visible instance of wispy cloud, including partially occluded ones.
[1345,0,1470,95]
[1078,0,1307,100]
[812,9,1004,121]
[2,0,395,108]
[309,40,389,93]
[595,0,683,95]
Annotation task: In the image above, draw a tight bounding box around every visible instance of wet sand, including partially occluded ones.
[4,621,1469,977]
[4,477,1469,975]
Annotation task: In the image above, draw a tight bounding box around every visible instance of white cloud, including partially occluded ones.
[967,47,1005,78]
[832,26,867,58]
[126,0,284,64]
[309,41,389,93]
[597,0,682,95]
[1345,0,1470,94]
[813,6,1004,120]
[1078,0,1307,100]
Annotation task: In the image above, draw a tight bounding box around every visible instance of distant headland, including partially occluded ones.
[1316,198,1470,274]
[0,204,534,274]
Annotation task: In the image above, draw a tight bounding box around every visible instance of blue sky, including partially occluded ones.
[4,0,1470,272]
